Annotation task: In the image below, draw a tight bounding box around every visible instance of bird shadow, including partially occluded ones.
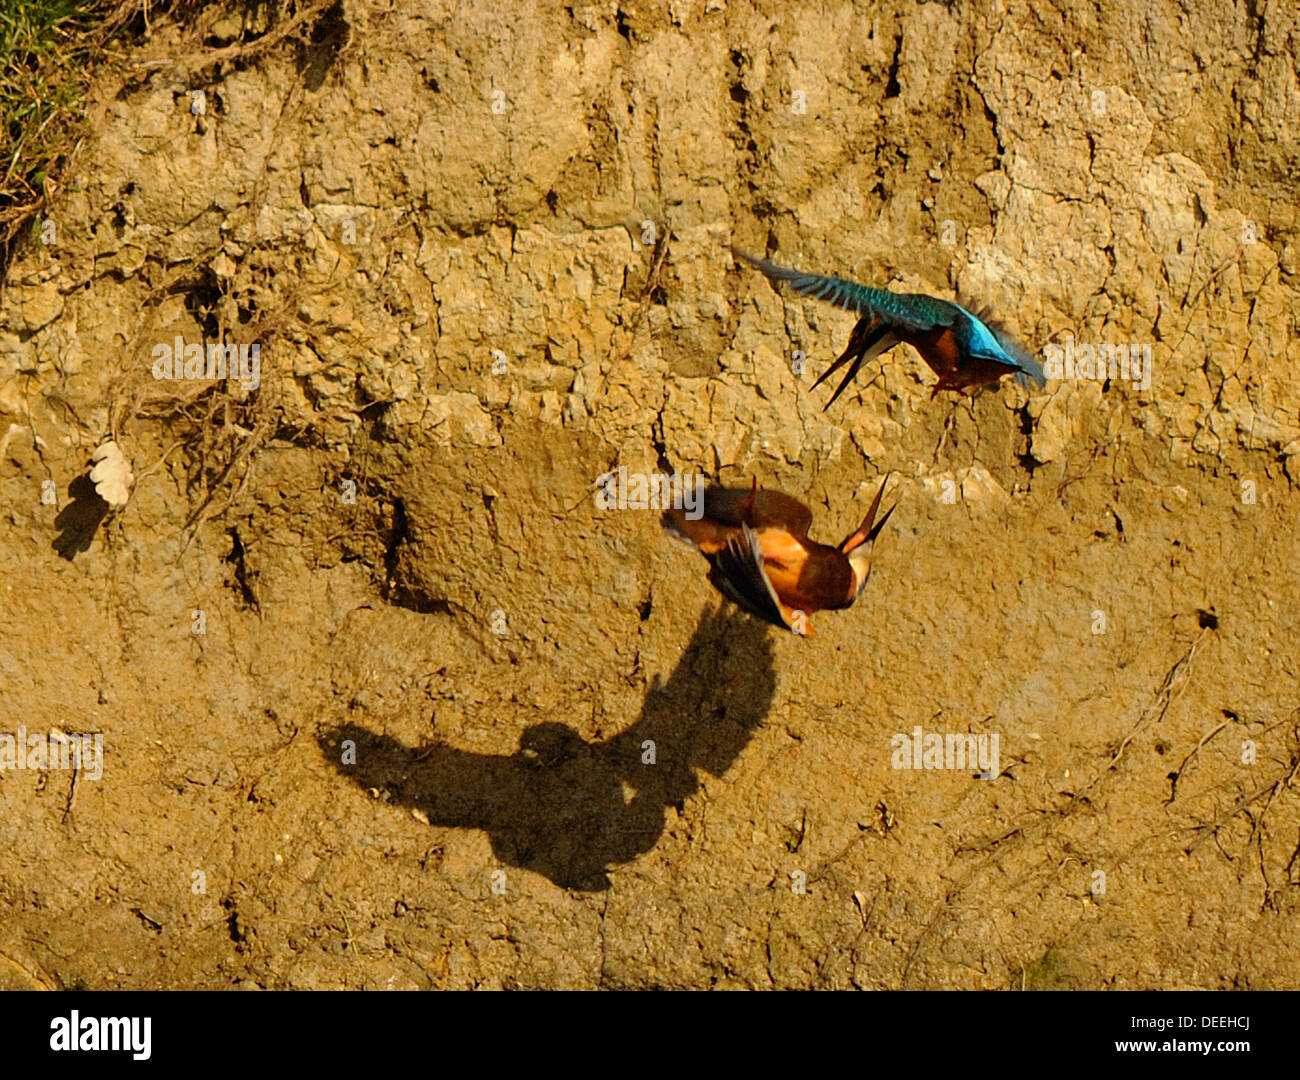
[318,605,777,891]
[52,473,110,560]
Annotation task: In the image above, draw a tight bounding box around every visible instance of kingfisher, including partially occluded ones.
[662,477,894,637]
[732,247,1045,406]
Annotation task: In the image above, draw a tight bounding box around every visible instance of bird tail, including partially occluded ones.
[987,326,1046,388]
[1009,345,1047,388]
[957,295,1048,390]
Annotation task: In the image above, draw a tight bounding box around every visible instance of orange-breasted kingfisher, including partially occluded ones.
[663,477,894,637]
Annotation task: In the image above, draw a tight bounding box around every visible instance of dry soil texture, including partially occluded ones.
[1,0,1299,989]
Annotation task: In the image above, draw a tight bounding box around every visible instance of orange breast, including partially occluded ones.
[898,325,1012,391]
[899,325,961,378]
[757,530,854,613]
[757,529,808,587]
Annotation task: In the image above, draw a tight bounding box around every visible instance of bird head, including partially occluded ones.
[846,540,876,597]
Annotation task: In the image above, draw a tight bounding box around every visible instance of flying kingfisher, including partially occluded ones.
[663,477,894,637]
[732,247,1045,406]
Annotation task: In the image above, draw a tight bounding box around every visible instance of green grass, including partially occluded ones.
[0,1,203,270]
[0,1,301,278]
[1,1,110,215]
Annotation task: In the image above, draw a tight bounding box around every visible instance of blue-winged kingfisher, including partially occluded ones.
[732,247,1046,406]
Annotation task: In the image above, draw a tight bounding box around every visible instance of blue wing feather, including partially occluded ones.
[732,248,947,333]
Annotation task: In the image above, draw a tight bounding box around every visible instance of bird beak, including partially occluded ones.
[844,478,896,597]
[741,475,759,523]
[839,477,891,554]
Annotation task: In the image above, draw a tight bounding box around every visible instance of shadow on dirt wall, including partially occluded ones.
[319,605,777,890]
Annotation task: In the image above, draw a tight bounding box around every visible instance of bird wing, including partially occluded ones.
[752,490,814,538]
[733,247,946,333]
[662,507,729,550]
[699,486,814,539]
[707,526,794,631]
